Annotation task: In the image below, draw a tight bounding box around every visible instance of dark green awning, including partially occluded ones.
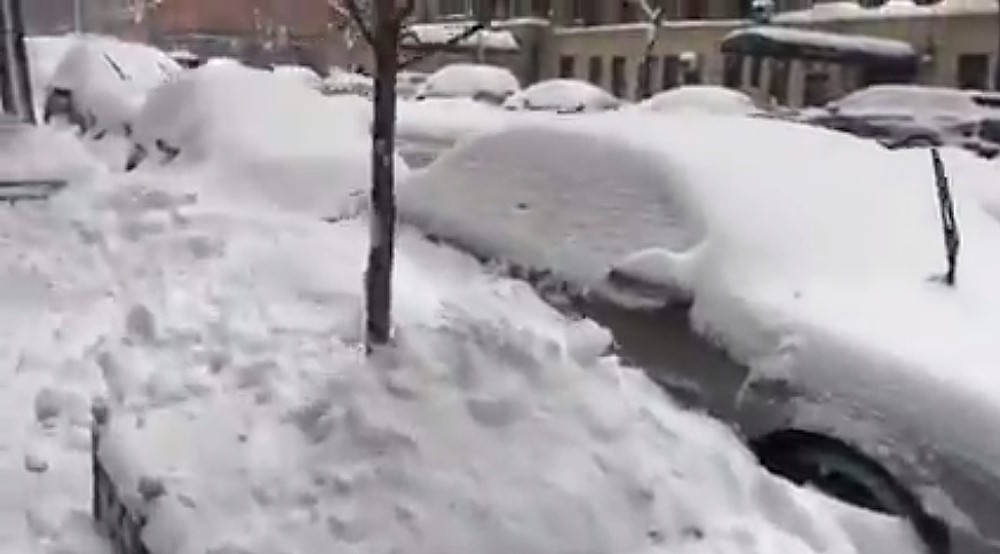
[721,26,918,68]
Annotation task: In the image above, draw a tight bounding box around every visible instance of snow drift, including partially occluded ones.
[128,62,387,219]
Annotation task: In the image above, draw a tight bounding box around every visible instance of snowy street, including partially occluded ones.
[6,27,1000,554]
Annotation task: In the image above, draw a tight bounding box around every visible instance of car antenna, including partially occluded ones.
[930,148,960,287]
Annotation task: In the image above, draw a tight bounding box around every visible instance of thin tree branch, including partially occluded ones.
[335,0,376,46]
[397,21,487,70]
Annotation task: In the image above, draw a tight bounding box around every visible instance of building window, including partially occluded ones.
[559,55,576,78]
[681,0,706,19]
[957,54,990,90]
[804,69,830,107]
[661,55,679,90]
[588,56,604,86]
[531,0,551,16]
[636,57,656,99]
[723,54,742,88]
[439,0,470,16]
[749,56,763,87]
[571,0,598,23]
[611,56,627,97]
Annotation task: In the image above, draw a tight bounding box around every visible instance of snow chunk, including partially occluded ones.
[503,79,623,113]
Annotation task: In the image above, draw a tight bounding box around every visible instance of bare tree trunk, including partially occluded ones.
[995,0,1000,90]
[365,0,400,350]
[0,0,34,123]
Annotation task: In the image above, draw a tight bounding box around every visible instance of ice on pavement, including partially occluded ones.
[0,127,920,553]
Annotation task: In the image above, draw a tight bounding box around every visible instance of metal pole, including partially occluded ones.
[8,0,34,123]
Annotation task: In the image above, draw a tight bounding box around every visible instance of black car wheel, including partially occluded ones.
[754,431,949,554]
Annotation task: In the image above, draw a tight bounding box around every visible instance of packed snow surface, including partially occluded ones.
[398,113,1000,535]
[129,63,385,219]
[640,85,760,116]
[503,79,623,113]
[271,65,324,91]
[416,63,520,101]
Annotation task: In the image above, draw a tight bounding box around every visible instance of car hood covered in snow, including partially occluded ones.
[399,113,1000,531]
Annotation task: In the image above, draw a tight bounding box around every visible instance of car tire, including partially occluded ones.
[753,431,949,554]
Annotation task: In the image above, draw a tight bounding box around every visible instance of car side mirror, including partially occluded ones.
[587,248,695,310]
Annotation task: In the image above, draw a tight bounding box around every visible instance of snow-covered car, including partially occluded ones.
[805,85,999,158]
[502,79,623,113]
[415,63,520,105]
[399,112,1000,553]
[125,63,389,219]
[639,85,762,116]
[41,36,180,138]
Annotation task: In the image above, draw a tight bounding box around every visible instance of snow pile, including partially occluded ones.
[47,35,180,134]
[129,62,385,219]
[397,97,559,149]
[640,85,760,116]
[403,23,520,51]
[397,113,1000,537]
[0,168,908,554]
[272,65,324,91]
[321,67,373,97]
[503,79,623,113]
[416,63,520,103]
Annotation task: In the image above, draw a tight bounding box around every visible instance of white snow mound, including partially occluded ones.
[640,86,760,116]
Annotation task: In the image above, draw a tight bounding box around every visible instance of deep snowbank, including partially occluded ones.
[0,151,919,553]
[129,63,386,220]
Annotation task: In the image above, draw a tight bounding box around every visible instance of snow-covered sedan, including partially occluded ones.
[398,113,1000,553]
